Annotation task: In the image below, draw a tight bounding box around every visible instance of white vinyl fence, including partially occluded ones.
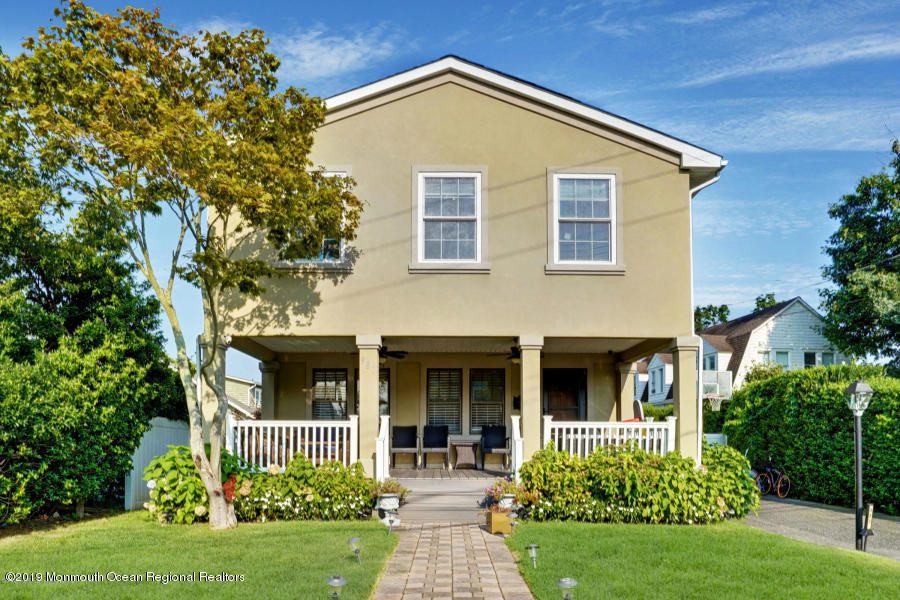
[374,415,390,482]
[510,415,524,481]
[542,415,677,458]
[124,417,190,510]
[226,414,359,471]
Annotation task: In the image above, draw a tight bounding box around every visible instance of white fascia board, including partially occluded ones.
[325,57,725,171]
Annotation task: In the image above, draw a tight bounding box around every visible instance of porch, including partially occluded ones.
[219,334,701,478]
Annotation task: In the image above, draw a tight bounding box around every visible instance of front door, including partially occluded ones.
[543,368,587,421]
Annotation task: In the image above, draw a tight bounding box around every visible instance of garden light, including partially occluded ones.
[843,380,875,551]
[526,544,539,568]
[386,510,400,535]
[326,575,346,599]
[557,577,577,599]
[507,510,518,537]
[348,537,361,564]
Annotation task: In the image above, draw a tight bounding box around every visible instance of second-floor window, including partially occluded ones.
[553,173,615,264]
[650,368,662,394]
[703,354,717,371]
[419,173,481,263]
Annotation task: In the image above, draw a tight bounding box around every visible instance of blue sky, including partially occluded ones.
[2,1,899,380]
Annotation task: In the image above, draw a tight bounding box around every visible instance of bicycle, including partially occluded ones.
[753,459,791,498]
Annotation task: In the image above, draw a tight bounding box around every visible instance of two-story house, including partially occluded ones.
[216,56,726,476]
[699,296,848,389]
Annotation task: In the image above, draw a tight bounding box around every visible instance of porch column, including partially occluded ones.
[259,361,279,420]
[519,335,543,460]
[616,362,637,421]
[356,334,382,477]
[671,336,701,463]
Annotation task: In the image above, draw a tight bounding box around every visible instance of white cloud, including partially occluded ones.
[667,3,757,25]
[694,262,826,310]
[692,195,819,239]
[272,24,402,81]
[681,33,900,87]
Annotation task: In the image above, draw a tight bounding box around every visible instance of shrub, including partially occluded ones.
[742,361,785,384]
[483,477,539,507]
[724,364,899,514]
[373,478,411,505]
[642,404,673,421]
[517,443,758,525]
[143,445,255,524]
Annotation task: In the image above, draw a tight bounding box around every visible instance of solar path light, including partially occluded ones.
[526,544,539,568]
[557,577,577,599]
[326,575,346,599]
[348,537,361,564]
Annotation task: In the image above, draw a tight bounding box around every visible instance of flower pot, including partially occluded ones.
[486,511,511,535]
[498,494,516,510]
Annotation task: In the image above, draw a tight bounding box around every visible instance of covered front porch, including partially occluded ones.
[221,334,701,479]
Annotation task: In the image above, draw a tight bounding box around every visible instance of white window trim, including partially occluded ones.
[545,167,624,275]
[409,166,491,273]
[273,166,355,273]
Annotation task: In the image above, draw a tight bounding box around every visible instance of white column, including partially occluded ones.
[671,336,701,463]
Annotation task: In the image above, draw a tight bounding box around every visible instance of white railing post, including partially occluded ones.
[374,415,389,482]
[348,414,360,466]
[225,413,235,454]
[510,415,524,481]
[665,416,677,455]
[542,415,553,449]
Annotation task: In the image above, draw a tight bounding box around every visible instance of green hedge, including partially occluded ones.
[723,365,899,514]
[641,402,729,433]
[517,443,758,524]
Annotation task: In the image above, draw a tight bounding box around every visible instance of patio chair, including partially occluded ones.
[421,425,450,469]
[480,425,510,470]
[390,425,420,468]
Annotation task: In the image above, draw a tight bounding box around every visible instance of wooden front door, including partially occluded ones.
[543,368,587,421]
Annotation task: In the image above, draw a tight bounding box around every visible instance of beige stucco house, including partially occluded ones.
[218,56,726,477]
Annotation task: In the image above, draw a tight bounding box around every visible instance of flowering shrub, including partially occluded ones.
[233,454,376,522]
[517,442,758,525]
[373,478,411,504]
[483,477,539,507]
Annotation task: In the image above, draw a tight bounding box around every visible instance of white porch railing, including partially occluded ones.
[227,414,359,470]
[374,415,390,482]
[542,415,677,457]
[509,415,524,481]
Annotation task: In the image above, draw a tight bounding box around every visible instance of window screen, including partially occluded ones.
[470,369,505,433]
[312,369,347,420]
[426,369,462,433]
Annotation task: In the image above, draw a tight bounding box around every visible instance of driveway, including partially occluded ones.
[746,496,900,561]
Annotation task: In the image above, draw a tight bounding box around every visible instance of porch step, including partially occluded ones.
[397,478,488,524]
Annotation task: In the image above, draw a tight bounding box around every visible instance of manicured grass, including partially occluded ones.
[507,521,900,600]
[0,512,396,599]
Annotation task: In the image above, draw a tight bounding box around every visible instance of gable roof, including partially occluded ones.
[698,297,817,377]
[326,56,726,173]
[700,334,733,353]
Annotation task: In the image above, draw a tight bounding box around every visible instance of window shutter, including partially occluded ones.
[313,369,347,420]
[427,369,462,433]
[470,369,505,433]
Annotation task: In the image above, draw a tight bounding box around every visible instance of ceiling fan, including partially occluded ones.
[379,346,407,360]
[487,346,545,361]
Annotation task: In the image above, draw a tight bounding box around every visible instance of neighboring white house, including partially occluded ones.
[699,296,847,389]
[634,358,650,403]
[646,353,673,405]
[224,375,261,420]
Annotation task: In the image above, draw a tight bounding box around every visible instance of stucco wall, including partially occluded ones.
[222,78,694,340]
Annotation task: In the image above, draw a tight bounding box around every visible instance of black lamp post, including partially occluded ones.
[843,380,874,551]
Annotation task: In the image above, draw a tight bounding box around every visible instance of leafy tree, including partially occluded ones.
[821,140,900,371]
[754,293,778,311]
[694,304,730,332]
[0,2,362,529]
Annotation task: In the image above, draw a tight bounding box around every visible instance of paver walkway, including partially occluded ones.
[746,496,900,561]
[373,522,533,600]
[373,472,534,600]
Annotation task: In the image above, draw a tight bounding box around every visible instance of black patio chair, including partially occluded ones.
[422,425,450,469]
[390,425,420,468]
[480,425,510,470]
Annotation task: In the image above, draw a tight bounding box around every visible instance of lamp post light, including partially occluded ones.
[348,537,361,564]
[526,544,539,568]
[557,577,577,600]
[326,575,346,599]
[844,380,875,551]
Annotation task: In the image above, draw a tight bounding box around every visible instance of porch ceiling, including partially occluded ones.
[238,335,652,357]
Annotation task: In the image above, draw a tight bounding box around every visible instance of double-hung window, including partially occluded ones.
[312,368,347,420]
[426,368,462,434]
[297,171,347,264]
[703,354,717,371]
[552,173,615,264]
[470,369,505,433]
[419,173,480,263]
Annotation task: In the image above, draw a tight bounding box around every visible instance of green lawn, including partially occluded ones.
[0,512,396,599]
[507,521,900,600]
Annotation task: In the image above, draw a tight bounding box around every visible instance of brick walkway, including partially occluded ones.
[373,522,534,600]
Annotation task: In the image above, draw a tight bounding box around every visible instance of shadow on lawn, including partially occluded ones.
[0,508,124,540]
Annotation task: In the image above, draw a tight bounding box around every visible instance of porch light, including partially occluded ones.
[326,575,347,599]
[843,380,876,551]
[557,577,577,599]
[348,537,361,564]
[526,544,539,568]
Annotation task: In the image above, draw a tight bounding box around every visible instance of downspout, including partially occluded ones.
[689,168,725,464]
